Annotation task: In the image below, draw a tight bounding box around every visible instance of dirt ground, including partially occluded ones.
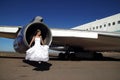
[0,52,120,80]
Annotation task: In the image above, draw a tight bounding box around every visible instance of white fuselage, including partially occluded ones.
[72,13,120,32]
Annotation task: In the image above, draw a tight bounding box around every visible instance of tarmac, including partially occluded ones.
[0,52,120,80]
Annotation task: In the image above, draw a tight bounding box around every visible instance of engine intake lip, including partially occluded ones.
[24,22,52,47]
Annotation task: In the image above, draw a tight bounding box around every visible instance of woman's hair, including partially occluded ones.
[34,29,41,36]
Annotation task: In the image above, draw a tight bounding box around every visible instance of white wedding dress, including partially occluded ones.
[25,37,49,62]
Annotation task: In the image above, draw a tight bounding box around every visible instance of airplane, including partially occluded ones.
[0,13,120,59]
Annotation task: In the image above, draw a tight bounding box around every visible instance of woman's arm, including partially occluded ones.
[29,36,35,47]
[41,37,44,45]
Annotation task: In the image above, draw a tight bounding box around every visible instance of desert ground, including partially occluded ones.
[0,52,120,80]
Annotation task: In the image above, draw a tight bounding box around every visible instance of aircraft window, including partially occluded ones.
[108,23,111,26]
[104,24,106,27]
[118,21,120,24]
[93,27,95,30]
[96,26,98,29]
[112,22,115,25]
[100,25,102,28]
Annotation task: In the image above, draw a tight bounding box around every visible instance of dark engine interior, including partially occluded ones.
[25,22,52,46]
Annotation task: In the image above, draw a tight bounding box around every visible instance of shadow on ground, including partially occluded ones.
[23,60,52,71]
[50,57,120,61]
[50,53,120,61]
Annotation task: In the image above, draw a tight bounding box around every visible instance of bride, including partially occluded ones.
[25,29,49,63]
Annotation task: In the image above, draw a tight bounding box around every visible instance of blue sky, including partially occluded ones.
[0,0,120,52]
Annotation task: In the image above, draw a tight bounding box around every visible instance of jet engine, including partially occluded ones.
[14,16,52,53]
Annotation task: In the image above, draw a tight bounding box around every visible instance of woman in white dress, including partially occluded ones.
[25,29,49,63]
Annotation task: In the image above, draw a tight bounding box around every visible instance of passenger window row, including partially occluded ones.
[86,20,120,30]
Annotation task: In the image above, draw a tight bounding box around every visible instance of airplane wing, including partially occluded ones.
[0,26,120,51]
[0,26,21,39]
[51,28,98,38]
[51,28,120,51]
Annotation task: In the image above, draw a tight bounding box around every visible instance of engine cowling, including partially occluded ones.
[14,16,52,53]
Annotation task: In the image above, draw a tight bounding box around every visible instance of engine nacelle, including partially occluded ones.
[14,16,52,53]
